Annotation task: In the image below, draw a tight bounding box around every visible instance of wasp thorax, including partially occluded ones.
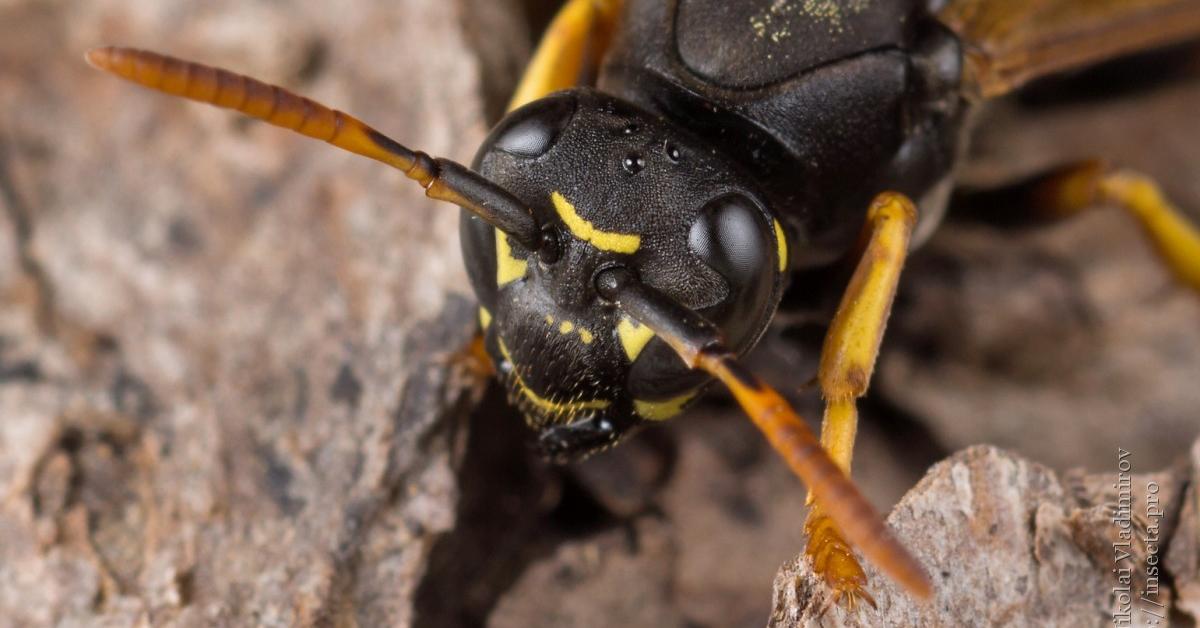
[459,89,787,460]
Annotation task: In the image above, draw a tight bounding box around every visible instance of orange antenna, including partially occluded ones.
[594,267,933,600]
[85,46,540,247]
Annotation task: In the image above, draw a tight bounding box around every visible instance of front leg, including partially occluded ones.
[806,192,918,610]
[508,0,625,111]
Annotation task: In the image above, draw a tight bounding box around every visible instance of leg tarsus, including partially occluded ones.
[1099,170,1200,292]
[1029,161,1200,293]
[806,508,875,612]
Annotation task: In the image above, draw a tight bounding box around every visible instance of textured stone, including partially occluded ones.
[488,517,685,628]
[1166,440,1200,621]
[0,1,503,625]
[770,444,1197,627]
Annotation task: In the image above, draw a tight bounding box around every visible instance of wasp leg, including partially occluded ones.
[1029,161,1200,293]
[805,192,918,610]
[460,331,495,378]
[594,263,933,604]
[508,0,624,111]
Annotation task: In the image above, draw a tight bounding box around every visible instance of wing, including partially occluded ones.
[937,0,1200,99]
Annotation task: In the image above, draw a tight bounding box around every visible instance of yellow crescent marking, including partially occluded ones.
[545,314,555,325]
[495,228,528,286]
[559,321,575,334]
[497,338,611,414]
[617,317,655,362]
[578,328,594,344]
[634,390,699,421]
[479,307,492,329]
[774,219,788,273]
[551,192,641,254]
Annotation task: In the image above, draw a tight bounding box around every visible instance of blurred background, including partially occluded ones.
[0,1,1197,626]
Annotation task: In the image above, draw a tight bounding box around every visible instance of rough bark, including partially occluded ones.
[0,1,519,625]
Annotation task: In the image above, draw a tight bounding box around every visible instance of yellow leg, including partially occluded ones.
[1034,161,1200,293]
[805,192,918,610]
[593,264,932,603]
[508,0,624,111]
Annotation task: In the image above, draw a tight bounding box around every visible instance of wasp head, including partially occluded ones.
[461,89,787,461]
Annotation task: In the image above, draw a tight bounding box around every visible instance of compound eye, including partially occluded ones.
[688,194,771,286]
[489,94,577,158]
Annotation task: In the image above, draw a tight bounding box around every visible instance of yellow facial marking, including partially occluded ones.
[497,338,611,414]
[552,318,594,344]
[551,191,641,254]
[634,390,699,421]
[479,307,492,329]
[543,315,595,345]
[774,219,788,273]
[617,317,655,362]
[495,228,528,286]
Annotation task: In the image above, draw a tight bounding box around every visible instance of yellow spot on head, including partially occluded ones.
[497,338,611,415]
[617,317,655,362]
[495,228,528,286]
[774,219,788,273]
[545,316,594,345]
[552,192,641,254]
[634,390,699,421]
[479,307,492,329]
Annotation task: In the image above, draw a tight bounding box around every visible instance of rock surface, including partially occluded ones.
[770,444,1195,626]
[0,1,516,625]
[1166,440,1200,621]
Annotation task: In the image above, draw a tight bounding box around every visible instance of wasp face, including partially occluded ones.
[461,89,787,460]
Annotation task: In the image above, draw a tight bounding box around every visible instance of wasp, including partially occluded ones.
[85,0,1200,609]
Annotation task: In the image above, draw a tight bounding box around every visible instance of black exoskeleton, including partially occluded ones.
[462,0,965,459]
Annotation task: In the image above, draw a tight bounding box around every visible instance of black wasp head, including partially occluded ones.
[460,89,787,462]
